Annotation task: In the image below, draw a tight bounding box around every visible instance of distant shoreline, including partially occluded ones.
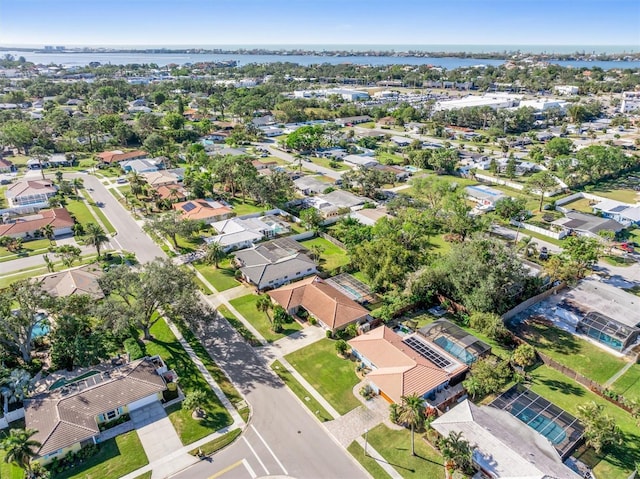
[1,46,639,62]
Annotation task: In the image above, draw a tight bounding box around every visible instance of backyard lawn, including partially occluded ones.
[271,360,333,422]
[228,198,265,216]
[518,321,627,384]
[366,424,444,479]
[528,365,640,479]
[194,258,240,292]
[285,338,361,415]
[611,363,640,401]
[52,431,148,479]
[310,156,348,170]
[144,318,233,445]
[229,294,302,343]
[299,237,350,274]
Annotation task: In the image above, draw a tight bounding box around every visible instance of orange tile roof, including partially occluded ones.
[172,199,233,222]
[0,208,74,237]
[155,184,188,201]
[268,276,369,331]
[348,326,467,404]
[97,150,147,164]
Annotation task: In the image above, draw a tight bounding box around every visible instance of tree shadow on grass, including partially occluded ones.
[536,377,585,397]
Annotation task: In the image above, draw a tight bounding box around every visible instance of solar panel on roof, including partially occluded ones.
[182,202,196,212]
[403,336,452,368]
[609,205,628,212]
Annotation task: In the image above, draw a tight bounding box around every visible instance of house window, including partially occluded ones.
[295,272,301,275]
[284,276,288,279]
[106,410,117,420]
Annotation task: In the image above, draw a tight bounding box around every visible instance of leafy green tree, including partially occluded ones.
[398,393,425,456]
[55,245,81,268]
[511,343,536,368]
[299,208,323,232]
[0,120,35,154]
[0,428,41,475]
[494,197,527,221]
[182,389,207,414]
[284,125,324,152]
[49,315,107,371]
[144,211,200,249]
[97,259,198,340]
[0,281,53,362]
[0,369,31,416]
[577,402,623,454]
[462,357,512,399]
[525,171,557,212]
[335,339,349,356]
[563,236,602,279]
[469,312,508,341]
[84,223,109,259]
[544,137,574,158]
[505,157,517,179]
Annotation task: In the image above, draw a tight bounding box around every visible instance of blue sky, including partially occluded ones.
[1,0,639,47]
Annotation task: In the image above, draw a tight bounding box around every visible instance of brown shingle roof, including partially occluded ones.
[37,265,104,299]
[0,208,74,237]
[348,327,467,403]
[268,276,369,330]
[25,358,166,456]
[6,179,56,198]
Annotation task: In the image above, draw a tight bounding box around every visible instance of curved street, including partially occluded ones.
[73,174,367,479]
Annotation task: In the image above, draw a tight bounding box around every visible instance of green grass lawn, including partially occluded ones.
[426,234,452,255]
[611,363,640,401]
[86,201,116,234]
[347,441,392,479]
[228,198,265,216]
[528,365,640,479]
[560,197,596,213]
[590,188,639,203]
[0,238,53,260]
[299,237,350,274]
[143,318,233,445]
[188,428,242,456]
[376,151,405,166]
[52,431,148,479]
[285,338,361,415]
[65,198,96,226]
[366,424,444,479]
[0,435,24,479]
[518,322,627,384]
[271,360,333,422]
[602,255,635,267]
[194,258,240,292]
[218,305,261,346]
[310,156,348,170]
[229,294,302,343]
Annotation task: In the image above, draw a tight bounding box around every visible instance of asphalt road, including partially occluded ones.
[170,301,367,479]
[258,143,345,181]
[71,173,366,479]
[72,173,165,264]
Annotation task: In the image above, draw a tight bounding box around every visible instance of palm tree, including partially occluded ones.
[255,294,273,327]
[0,369,31,417]
[72,177,84,198]
[398,393,425,456]
[203,242,225,269]
[0,428,41,475]
[84,223,109,258]
[43,254,55,273]
[41,224,55,245]
[438,431,473,475]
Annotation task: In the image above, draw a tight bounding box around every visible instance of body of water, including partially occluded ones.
[2,50,639,70]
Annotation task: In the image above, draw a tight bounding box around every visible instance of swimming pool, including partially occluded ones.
[433,335,475,365]
[512,405,567,445]
[31,313,50,339]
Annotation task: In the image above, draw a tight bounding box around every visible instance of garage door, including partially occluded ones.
[128,394,158,411]
[379,391,393,403]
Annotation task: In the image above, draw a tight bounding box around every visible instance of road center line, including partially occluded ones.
[242,459,258,479]
[208,460,243,479]
[250,424,288,475]
[242,436,270,475]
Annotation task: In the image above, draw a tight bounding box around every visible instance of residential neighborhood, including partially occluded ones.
[0,12,639,479]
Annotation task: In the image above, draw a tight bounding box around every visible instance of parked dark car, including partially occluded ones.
[539,246,549,260]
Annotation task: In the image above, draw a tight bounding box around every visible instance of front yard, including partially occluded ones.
[144,318,234,445]
[52,431,148,479]
[299,237,350,274]
[229,294,302,343]
[517,321,627,384]
[285,338,361,415]
[366,424,444,479]
[528,365,640,479]
[194,258,240,292]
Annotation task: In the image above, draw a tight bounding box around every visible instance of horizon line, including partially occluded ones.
[1,43,637,48]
